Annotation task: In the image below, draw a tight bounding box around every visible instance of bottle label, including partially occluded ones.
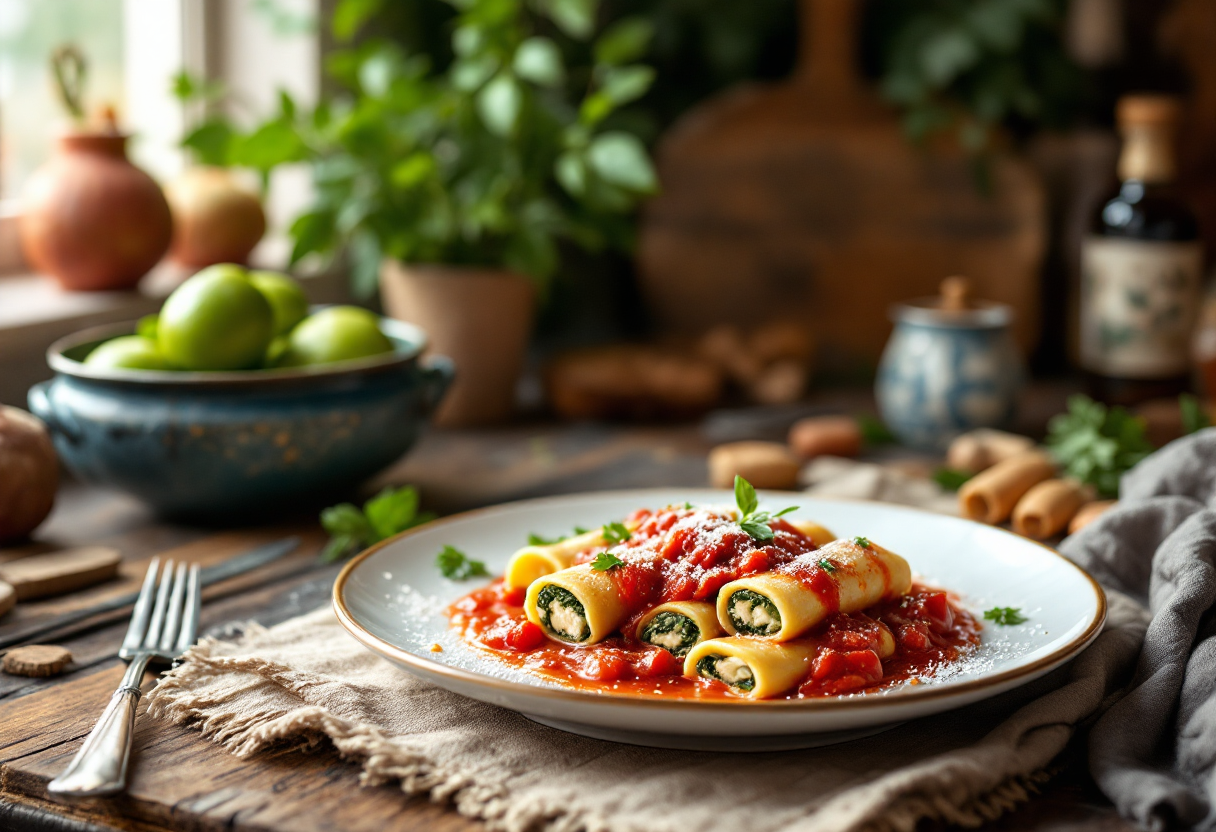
[1080,236,1204,378]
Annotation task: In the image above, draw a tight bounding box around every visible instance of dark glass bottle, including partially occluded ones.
[1080,95,1204,405]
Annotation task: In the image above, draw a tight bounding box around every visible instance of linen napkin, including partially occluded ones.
[1060,429,1216,830]
[145,457,1152,832]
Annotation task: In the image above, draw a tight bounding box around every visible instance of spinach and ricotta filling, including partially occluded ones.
[695,654,756,691]
[726,589,782,636]
[535,585,590,642]
[638,612,700,657]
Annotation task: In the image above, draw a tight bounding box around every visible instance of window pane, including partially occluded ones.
[0,0,125,199]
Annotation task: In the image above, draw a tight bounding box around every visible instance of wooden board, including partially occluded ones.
[637,0,1046,371]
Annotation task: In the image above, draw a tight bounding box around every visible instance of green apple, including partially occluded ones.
[157,264,274,371]
[85,336,172,370]
[249,270,309,336]
[278,306,394,367]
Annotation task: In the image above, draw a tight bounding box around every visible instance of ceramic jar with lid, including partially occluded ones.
[876,278,1024,450]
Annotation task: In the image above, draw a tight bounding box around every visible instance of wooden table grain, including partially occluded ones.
[0,420,1134,832]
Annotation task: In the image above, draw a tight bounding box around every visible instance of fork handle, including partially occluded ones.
[48,655,152,798]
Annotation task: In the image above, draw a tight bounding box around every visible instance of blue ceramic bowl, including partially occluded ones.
[28,315,453,519]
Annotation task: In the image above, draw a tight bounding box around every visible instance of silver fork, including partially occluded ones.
[48,557,201,798]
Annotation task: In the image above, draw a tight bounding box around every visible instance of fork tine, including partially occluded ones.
[158,562,189,653]
[121,558,161,654]
[142,559,175,650]
[174,564,201,655]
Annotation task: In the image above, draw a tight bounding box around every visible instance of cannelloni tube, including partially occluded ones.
[504,527,611,589]
[787,519,835,547]
[1012,478,1093,540]
[683,637,817,699]
[524,564,628,644]
[716,538,911,641]
[958,451,1056,524]
[636,601,723,657]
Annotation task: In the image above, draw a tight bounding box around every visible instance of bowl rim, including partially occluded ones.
[47,311,429,388]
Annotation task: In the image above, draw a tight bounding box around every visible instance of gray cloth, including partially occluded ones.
[1060,429,1216,831]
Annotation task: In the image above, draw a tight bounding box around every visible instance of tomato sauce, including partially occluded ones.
[448,579,981,701]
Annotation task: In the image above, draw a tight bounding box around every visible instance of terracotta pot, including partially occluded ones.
[380,262,535,427]
[20,133,172,291]
[166,166,266,268]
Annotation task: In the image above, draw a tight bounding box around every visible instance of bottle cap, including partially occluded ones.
[1116,94,1181,128]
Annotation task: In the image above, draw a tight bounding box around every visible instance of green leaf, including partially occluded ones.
[591,551,624,571]
[586,132,655,192]
[289,210,336,266]
[230,118,307,174]
[1047,394,1154,498]
[594,16,653,65]
[320,534,360,563]
[1181,394,1210,435]
[599,65,654,105]
[932,468,973,492]
[818,559,836,574]
[740,521,774,541]
[983,606,1027,626]
[363,485,421,541]
[771,506,798,519]
[319,503,373,562]
[857,415,896,446]
[348,230,382,300]
[602,521,632,544]
[476,74,521,136]
[853,536,871,548]
[578,92,614,127]
[181,120,235,167]
[391,152,435,189]
[451,55,499,91]
[332,0,383,42]
[514,37,565,88]
[452,25,483,57]
[734,475,759,517]
[436,545,489,580]
[537,0,597,39]
[555,151,587,197]
[359,48,400,98]
[528,532,568,546]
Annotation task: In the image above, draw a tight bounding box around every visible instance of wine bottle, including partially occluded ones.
[1080,94,1203,405]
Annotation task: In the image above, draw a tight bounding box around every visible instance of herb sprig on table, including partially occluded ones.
[734,476,798,542]
[1046,395,1154,499]
[319,485,435,562]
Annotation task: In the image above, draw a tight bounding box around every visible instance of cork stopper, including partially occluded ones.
[939,276,973,311]
[1117,94,1181,128]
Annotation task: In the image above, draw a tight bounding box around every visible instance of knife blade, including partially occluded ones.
[0,536,301,651]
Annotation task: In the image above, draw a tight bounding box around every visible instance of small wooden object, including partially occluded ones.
[709,442,801,490]
[3,644,73,677]
[0,546,121,601]
[788,416,863,459]
[947,429,1036,474]
[0,580,14,618]
[1012,479,1094,540]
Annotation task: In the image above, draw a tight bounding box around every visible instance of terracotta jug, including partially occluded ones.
[20,133,173,291]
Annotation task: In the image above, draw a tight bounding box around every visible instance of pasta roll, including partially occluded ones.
[958,451,1056,524]
[1012,478,1093,540]
[524,564,628,644]
[683,637,818,699]
[636,601,723,657]
[717,538,911,641]
[504,527,610,589]
[787,519,835,547]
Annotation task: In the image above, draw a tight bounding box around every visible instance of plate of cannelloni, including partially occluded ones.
[333,482,1105,750]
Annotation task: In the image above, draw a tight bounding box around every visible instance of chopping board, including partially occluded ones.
[637,0,1046,371]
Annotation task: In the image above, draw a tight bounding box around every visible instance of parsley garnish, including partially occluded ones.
[1046,394,1153,498]
[734,476,798,541]
[853,536,871,548]
[436,545,489,580]
[818,559,836,574]
[528,525,591,546]
[682,502,694,510]
[602,522,632,544]
[983,607,1027,626]
[320,485,435,563]
[591,552,624,571]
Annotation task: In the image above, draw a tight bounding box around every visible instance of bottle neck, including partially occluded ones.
[1117,125,1176,184]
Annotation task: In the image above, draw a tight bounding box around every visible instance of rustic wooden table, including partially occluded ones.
[0,416,1135,832]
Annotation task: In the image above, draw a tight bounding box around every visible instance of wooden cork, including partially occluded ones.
[0,546,121,600]
[3,645,73,677]
[708,441,801,490]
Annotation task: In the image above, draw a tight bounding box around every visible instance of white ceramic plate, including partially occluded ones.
[333,489,1106,750]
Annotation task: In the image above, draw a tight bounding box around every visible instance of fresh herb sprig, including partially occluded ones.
[436,545,489,580]
[591,552,624,571]
[932,467,973,492]
[983,607,1027,626]
[1046,395,1154,498]
[320,485,435,562]
[1181,394,1211,435]
[602,522,632,544]
[527,526,590,546]
[734,476,798,542]
[853,536,870,548]
[818,559,836,574]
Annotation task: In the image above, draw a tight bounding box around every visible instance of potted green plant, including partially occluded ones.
[188,0,658,426]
